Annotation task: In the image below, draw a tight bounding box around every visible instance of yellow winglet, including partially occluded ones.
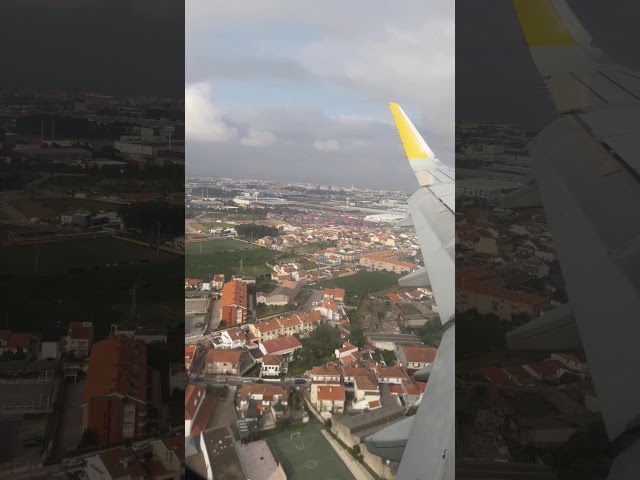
[389,102,428,159]
[513,0,576,46]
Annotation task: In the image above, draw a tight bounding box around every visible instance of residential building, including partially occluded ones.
[185,384,216,437]
[66,321,94,357]
[185,345,198,373]
[205,349,244,375]
[395,344,438,371]
[239,384,288,411]
[218,327,247,349]
[260,354,284,378]
[353,374,381,410]
[323,288,345,303]
[335,342,359,364]
[0,331,32,355]
[311,365,341,383]
[219,280,249,326]
[314,298,341,321]
[374,365,409,384]
[259,336,302,360]
[257,281,301,306]
[360,251,416,274]
[212,274,225,290]
[85,447,146,480]
[342,365,372,384]
[150,434,185,480]
[81,335,147,444]
[39,326,65,360]
[315,385,346,414]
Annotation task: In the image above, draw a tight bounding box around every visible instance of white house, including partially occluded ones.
[260,354,284,378]
[374,366,409,384]
[310,365,341,383]
[314,298,340,321]
[353,374,381,410]
[219,327,247,349]
[315,385,346,414]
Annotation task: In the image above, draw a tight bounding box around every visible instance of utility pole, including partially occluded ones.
[156,222,161,262]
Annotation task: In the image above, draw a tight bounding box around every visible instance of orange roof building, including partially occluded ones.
[219,280,249,326]
[81,335,147,444]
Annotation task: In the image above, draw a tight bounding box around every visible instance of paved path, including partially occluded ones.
[321,430,373,480]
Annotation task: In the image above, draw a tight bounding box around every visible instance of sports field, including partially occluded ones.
[266,423,356,480]
[185,239,284,278]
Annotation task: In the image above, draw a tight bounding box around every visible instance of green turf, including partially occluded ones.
[315,271,400,295]
[0,237,177,275]
[185,240,284,279]
[187,238,248,253]
[266,423,356,480]
[0,238,183,336]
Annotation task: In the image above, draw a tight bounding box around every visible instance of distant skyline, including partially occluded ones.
[0,0,184,98]
[186,0,454,192]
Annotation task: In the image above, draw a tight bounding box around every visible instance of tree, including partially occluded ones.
[406,406,418,416]
[324,419,332,429]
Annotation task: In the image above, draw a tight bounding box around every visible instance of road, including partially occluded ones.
[302,289,324,312]
[205,297,221,333]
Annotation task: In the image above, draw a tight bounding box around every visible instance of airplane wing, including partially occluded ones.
[506,2,640,477]
[364,104,455,480]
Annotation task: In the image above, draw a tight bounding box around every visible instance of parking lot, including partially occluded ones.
[0,413,47,465]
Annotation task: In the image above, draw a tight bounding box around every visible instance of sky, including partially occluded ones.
[0,0,184,97]
[185,0,455,192]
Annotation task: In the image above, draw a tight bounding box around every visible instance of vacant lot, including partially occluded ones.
[186,241,284,279]
[316,270,400,295]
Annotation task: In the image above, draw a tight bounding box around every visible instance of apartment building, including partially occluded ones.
[66,321,94,357]
[359,251,416,274]
[81,335,147,444]
[219,280,249,326]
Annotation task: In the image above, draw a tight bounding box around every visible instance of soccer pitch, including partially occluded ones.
[266,423,356,480]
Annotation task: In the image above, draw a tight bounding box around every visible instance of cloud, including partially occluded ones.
[185,82,238,143]
[312,139,341,151]
[240,128,278,147]
[186,0,454,189]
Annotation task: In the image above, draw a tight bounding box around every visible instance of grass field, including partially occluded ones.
[9,198,120,217]
[316,271,400,295]
[0,237,177,275]
[186,239,284,278]
[266,423,356,480]
[0,238,183,336]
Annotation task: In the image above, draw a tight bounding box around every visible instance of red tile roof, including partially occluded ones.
[81,335,147,406]
[67,322,93,340]
[480,367,510,385]
[206,349,243,365]
[190,395,217,436]
[260,336,302,355]
[400,345,438,364]
[98,448,145,478]
[317,384,346,402]
[185,384,205,421]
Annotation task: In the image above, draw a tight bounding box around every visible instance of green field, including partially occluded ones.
[266,423,356,480]
[187,238,248,253]
[0,237,177,275]
[9,198,121,217]
[186,240,284,278]
[0,238,183,336]
[315,270,400,295]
